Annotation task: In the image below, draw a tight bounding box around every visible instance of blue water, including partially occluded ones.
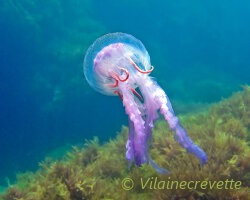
[0,0,249,186]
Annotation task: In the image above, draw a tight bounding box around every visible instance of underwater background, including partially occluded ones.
[0,0,249,199]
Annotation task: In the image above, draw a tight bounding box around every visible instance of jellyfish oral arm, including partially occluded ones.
[156,86,208,166]
[126,118,134,164]
[120,83,148,166]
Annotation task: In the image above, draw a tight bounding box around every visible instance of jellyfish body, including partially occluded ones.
[83,33,207,173]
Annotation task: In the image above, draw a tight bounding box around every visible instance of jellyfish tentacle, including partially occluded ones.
[118,68,129,82]
[149,159,169,174]
[131,88,143,101]
[114,90,123,101]
[106,68,129,88]
[106,73,119,88]
[127,57,154,74]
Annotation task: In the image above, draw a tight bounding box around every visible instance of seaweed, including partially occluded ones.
[1,86,249,200]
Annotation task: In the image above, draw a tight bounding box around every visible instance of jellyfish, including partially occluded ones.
[83,33,207,173]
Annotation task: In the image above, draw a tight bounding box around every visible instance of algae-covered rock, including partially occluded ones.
[1,86,249,200]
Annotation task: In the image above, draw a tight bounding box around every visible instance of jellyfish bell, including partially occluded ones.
[83,33,152,96]
[83,32,207,173]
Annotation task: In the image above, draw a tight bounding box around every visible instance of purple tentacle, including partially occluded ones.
[159,89,207,166]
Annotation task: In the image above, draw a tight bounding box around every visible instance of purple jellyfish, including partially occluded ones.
[83,33,207,173]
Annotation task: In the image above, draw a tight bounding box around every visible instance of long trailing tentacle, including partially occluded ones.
[127,57,154,74]
[114,90,123,101]
[149,159,169,174]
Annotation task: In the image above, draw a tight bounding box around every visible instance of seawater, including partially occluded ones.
[0,0,249,187]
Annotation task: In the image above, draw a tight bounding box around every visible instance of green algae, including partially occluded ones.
[0,187,5,194]
[1,86,249,200]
